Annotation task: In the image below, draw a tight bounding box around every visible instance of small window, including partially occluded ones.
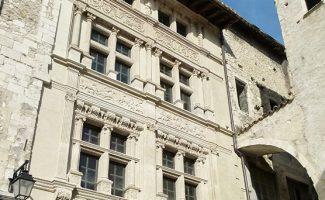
[109,161,125,197]
[181,91,191,111]
[116,42,131,57]
[91,30,108,46]
[82,123,101,145]
[305,0,321,10]
[176,21,187,37]
[90,49,107,74]
[79,153,98,190]
[110,132,126,153]
[115,61,130,84]
[235,79,248,112]
[179,73,190,86]
[184,157,195,175]
[163,177,176,200]
[161,81,173,103]
[123,0,133,5]
[160,64,172,76]
[158,10,171,27]
[162,150,175,169]
[185,184,197,200]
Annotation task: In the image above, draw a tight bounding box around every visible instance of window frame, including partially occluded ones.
[184,157,195,175]
[181,91,191,111]
[79,152,99,190]
[163,177,176,200]
[179,73,190,86]
[81,123,101,145]
[161,81,173,103]
[185,183,197,200]
[116,41,131,57]
[235,79,248,112]
[176,21,187,37]
[158,10,171,27]
[115,61,131,84]
[90,49,107,74]
[109,161,126,197]
[162,150,175,169]
[110,132,127,154]
[91,29,108,46]
[160,63,172,77]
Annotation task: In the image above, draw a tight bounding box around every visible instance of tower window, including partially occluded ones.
[235,79,248,112]
[116,42,131,57]
[161,81,173,103]
[163,177,176,200]
[123,0,133,5]
[184,157,195,175]
[90,49,107,74]
[91,30,108,46]
[110,132,127,153]
[185,183,197,200]
[162,150,175,169]
[115,61,130,84]
[82,123,101,145]
[79,153,98,190]
[181,91,191,111]
[305,0,321,10]
[176,21,187,37]
[158,10,171,27]
[109,161,125,197]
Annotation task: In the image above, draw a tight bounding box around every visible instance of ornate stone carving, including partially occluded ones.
[156,109,206,139]
[154,28,200,63]
[156,130,209,157]
[84,0,145,33]
[154,48,162,57]
[56,189,72,200]
[75,100,144,133]
[65,92,77,102]
[79,77,144,114]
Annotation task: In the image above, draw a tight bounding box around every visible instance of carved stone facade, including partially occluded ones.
[1,0,321,200]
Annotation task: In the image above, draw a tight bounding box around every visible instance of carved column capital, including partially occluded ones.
[192,69,201,77]
[176,150,185,157]
[65,92,77,102]
[145,43,153,51]
[102,124,113,133]
[128,132,139,141]
[134,38,144,47]
[111,27,120,35]
[196,157,206,165]
[86,12,96,22]
[74,1,86,15]
[154,48,162,57]
[173,60,181,68]
[75,114,86,122]
[156,142,165,150]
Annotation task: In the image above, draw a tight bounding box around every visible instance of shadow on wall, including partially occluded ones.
[0,0,3,15]
[315,170,325,200]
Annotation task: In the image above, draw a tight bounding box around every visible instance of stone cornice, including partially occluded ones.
[75,100,145,134]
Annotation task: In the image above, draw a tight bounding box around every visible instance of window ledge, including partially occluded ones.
[158,165,206,183]
[303,1,324,19]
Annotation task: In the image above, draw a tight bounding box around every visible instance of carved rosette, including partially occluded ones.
[75,100,144,134]
[156,130,209,157]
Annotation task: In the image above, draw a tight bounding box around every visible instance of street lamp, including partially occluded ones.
[8,160,36,200]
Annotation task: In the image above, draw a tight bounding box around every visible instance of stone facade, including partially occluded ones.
[0,0,60,197]
[0,0,323,200]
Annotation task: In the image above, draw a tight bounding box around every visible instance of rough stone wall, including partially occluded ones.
[274,1,325,198]
[0,0,60,195]
[223,29,291,129]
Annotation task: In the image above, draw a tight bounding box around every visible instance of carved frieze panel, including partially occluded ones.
[156,109,206,139]
[76,100,144,134]
[79,77,144,114]
[84,0,145,33]
[156,130,209,157]
[154,28,200,63]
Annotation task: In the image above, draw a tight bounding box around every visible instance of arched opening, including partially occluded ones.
[238,142,319,200]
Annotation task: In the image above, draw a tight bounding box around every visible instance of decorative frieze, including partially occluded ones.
[75,100,144,134]
[154,28,200,63]
[156,130,209,157]
[56,189,72,200]
[156,109,206,139]
[79,77,145,114]
[84,0,145,33]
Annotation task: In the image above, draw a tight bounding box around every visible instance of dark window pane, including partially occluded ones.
[91,30,108,45]
[235,79,248,112]
[82,123,101,145]
[163,177,176,200]
[124,0,133,5]
[110,132,126,153]
[184,158,195,175]
[181,91,191,111]
[158,10,171,27]
[90,49,107,74]
[116,42,131,57]
[79,153,98,190]
[185,184,197,200]
[305,0,321,10]
[109,161,125,197]
[115,61,130,84]
[160,64,172,76]
[179,73,189,85]
[162,150,175,169]
[177,21,187,37]
[161,82,173,103]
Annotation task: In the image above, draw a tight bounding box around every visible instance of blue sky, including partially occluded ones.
[222,0,284,44]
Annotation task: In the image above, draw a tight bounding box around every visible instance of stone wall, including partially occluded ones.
[0,0,60,195]
[223,29,291,129]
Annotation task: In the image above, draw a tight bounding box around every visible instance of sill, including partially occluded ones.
[303,1,323,19]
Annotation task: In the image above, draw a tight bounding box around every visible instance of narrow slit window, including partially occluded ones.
[235,79,248,112]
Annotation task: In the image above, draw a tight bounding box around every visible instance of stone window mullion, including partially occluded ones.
[175,150,185,200]
[107,27,120,79]
[172,60,183,108]
[97,124,113,194]
[80,13,96,68]
[156,143,165,195]
[130,38,144,90]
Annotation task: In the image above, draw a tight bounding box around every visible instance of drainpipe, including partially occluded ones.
[220,30,251,200]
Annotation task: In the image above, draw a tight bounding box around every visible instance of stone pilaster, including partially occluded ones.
[107,27,119,78]
[156,143,165,196]
[172,60,183,108]
[144,43,156,95]
[80,13,96,68]
[195,157,207,200]
[175,150,185,200]
[191,69,205,117]
[131,38,144,91]
[152,48,162,85]
[97,124,113,194]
